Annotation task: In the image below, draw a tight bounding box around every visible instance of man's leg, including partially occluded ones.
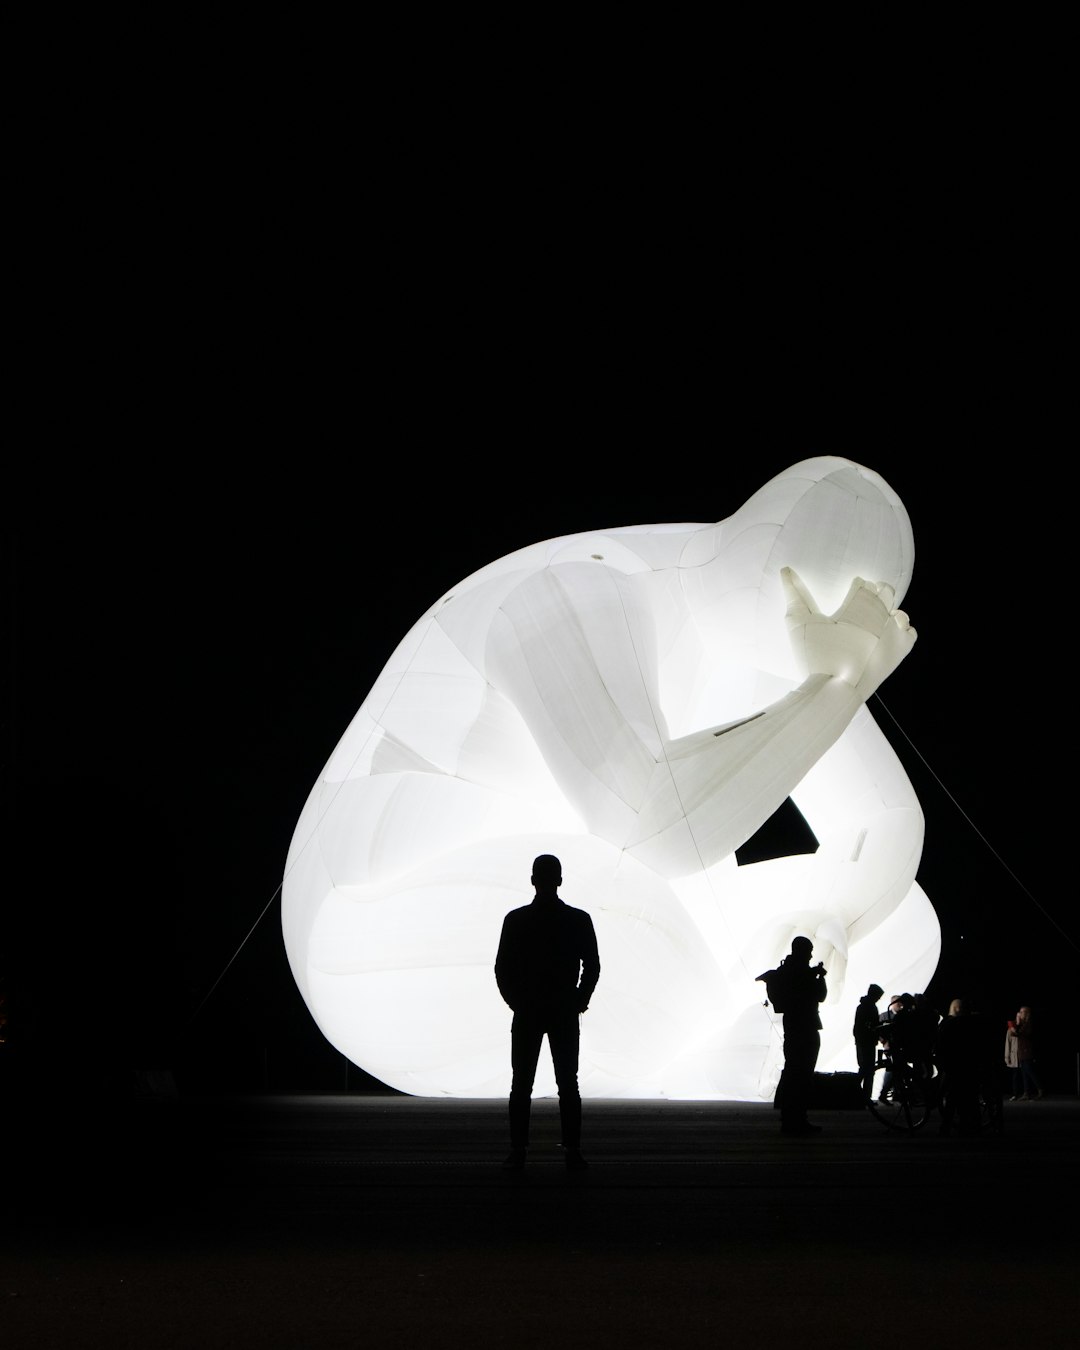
[547,1015,582,1151]
[781,1027,820,1132]
[509,1014,544,1151]
[938,1074,955,1134]
[857,1044,875,1103]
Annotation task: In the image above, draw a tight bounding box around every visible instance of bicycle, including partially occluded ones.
[866,1047,936,1133]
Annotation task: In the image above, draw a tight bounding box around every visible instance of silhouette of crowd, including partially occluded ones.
[490,861,1050,1165]
[847,985,1048,1138]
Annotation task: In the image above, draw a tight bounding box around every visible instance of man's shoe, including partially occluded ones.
[564,1148,589,1171]
[781,1122,822,1136]
[502,1148,527,1170]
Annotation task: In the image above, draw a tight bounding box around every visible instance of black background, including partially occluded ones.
[6,62,1075,1099]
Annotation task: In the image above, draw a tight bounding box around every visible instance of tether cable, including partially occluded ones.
[189,883,282,1025]
[187,611,444,1026]
[871,692,1078,953]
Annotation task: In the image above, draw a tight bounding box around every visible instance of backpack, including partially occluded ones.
[757,962,792,1014]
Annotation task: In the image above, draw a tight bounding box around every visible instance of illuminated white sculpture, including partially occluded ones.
[282,458,939,1099]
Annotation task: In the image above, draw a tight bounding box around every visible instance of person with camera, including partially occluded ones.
[775,936,828,1136]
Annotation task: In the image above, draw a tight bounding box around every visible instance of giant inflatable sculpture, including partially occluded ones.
[282,458,940,1099]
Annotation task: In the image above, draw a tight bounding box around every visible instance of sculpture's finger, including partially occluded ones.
[781,565,820,620]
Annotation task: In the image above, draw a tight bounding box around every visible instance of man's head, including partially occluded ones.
[868,983,884,1001]
[790,936,813,962]
[531,854,562,891]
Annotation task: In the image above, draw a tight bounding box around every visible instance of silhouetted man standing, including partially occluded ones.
[853,982,885,1103]
[777,935,827,1135]
[495,855,600,1171]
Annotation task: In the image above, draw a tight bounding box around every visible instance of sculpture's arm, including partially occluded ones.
[625,569,916,876]
[782,568,915,704]
[482,561,913,874]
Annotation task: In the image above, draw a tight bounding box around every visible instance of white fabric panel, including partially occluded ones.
[281,457,939,1099]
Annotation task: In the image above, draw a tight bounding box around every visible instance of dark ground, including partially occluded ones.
[3,1091,1077,1349]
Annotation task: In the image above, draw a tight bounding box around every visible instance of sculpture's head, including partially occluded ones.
[682,457,914,687]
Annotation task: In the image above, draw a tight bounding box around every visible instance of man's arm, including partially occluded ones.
[494,914,522,1010]
[577,915,600,1012]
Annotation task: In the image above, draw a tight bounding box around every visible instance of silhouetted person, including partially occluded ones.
[495,855,600,1170]
[1005,1006,1044,1100]
[876,993,904,1101]
[936,998,981,1135]
[974,1004,1004,1128]
[853,983,884,1103]
[938,998,1002,1135]
[884,993,921,1080]
[773,936,827,1136]
[910,993,941,1080]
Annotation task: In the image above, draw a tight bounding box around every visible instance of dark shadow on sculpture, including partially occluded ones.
[735,796,819,866]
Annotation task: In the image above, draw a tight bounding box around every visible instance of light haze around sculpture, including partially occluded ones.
[282,457,939,1099]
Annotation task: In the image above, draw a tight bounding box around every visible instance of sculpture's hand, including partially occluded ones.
[783,567,916,698]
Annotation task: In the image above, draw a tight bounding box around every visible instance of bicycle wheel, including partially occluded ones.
[903,1071,933,1131]
[867,1061,932,1132]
